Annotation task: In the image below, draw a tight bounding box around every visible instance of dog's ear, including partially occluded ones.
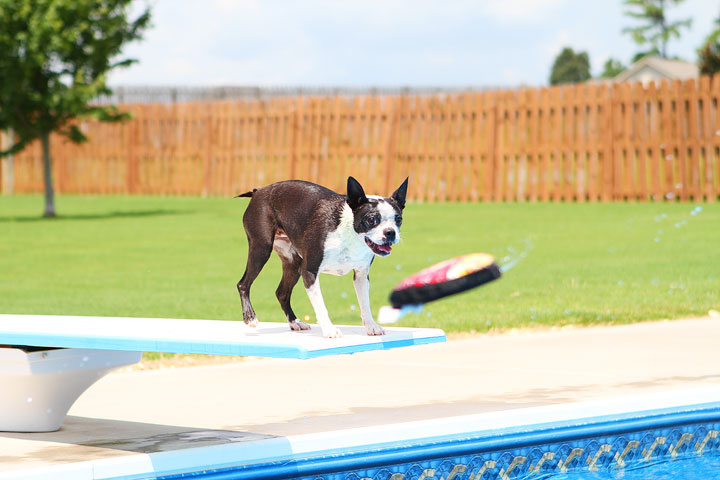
[347,176,368,210]
[391,177,409,210]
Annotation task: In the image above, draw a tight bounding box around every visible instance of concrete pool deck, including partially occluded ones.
[1,315,719,476]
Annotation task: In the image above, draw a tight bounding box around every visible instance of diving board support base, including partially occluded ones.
[0,347,141,432]
[0,314,446,432]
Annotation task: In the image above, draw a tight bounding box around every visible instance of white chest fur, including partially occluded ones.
[319,203,374,276]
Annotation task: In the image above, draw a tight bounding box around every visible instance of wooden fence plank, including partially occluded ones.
[461,93,474,202]
[586,84,601,202]
[495,90,507,202]
[685,79,702,201]
[414,96,428,202]
[646,81,661,201]
[404,96,419,202]
[622,83,635,201]
[468,92,482,202]
[563,84,576,202]
[699,75,715,202]
[515,89,527,202]
[507,89,519,202]
[713,75,720,200]
[526,88,538,202]
[483,92,496,202]
[538,88,550,202]
[635,82,648,201]
[672,80,688,201]
[550,86,563,202]
[613,83,626,200]
[685,79,701,201]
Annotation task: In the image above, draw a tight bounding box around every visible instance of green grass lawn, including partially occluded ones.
[1,195,718,334]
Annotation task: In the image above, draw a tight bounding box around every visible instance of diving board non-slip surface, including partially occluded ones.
[0,314,445,359]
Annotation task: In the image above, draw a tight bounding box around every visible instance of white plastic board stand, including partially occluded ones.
[0,347,141,432]
[0,314,445,432]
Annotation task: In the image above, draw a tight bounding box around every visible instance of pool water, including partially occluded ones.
[540,452,720,479]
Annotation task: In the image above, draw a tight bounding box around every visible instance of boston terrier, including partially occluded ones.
[235,176,408,338]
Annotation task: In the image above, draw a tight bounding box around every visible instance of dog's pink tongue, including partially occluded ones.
[379,243,392,253]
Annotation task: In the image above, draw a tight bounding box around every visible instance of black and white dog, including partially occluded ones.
[236,176,408,338]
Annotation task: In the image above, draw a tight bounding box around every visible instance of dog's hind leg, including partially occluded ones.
[275,249,310,331]
[237,204,275,327]
[237,237,273,327]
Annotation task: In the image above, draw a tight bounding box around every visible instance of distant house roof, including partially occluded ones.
[614,56,699,84]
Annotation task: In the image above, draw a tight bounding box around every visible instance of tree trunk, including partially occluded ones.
[41,131,56,218]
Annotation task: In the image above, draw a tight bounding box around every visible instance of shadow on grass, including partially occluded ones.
[0,209,190,222]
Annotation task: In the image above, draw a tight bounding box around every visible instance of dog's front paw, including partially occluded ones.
[364,322,385,336]
[289,319,311,331]
[244,318,259,328]
[322,326,344,339]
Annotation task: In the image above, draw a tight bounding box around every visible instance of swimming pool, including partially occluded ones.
[19,387,716,480]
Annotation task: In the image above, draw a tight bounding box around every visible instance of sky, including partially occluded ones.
[109,0,720,89]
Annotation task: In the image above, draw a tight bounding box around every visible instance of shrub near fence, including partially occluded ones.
[5,76,720,202]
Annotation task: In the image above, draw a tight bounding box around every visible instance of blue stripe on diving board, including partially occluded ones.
[304,334,446,358]
[0,331,446,359]
[0,315,446,359]
[0,331,304,358]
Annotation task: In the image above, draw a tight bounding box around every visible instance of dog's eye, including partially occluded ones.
[396,216,402,226]
[368,216,380,227]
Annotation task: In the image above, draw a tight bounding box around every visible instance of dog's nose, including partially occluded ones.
[383,228,396,242]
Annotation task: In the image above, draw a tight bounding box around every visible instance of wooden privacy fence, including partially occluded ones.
[5,75,720,202]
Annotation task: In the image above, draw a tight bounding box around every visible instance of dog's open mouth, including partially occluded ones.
[365,237,393,256]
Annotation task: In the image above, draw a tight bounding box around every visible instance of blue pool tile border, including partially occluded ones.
[153,405,720,480]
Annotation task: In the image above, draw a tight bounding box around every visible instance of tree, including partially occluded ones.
[0,0,151,217]
[622,0,691,60]
[549,47,591,85]
[599,58,626,78]
[698,10,720,76]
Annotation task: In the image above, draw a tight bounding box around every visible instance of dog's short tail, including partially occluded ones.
[234,189,257,198]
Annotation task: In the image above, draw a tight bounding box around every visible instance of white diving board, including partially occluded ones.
[0,314,446,359]
[0,314,446,432]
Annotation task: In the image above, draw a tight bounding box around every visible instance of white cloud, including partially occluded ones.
[541,30,574,64]
[482,0,569,23]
